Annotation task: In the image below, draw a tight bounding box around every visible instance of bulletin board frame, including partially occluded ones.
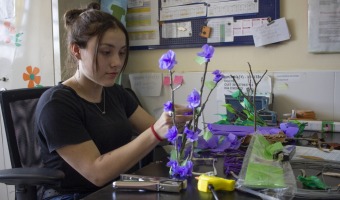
[130,0,280,50]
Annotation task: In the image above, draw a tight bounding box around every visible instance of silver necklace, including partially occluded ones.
[73,76,106,114]
[94,89,106,114]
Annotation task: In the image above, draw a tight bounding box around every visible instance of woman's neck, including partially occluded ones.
[64,74,103,103]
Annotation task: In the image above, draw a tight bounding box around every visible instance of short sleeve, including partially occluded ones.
[36,88,91,152]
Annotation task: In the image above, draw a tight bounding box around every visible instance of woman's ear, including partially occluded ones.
[70,44,81,60]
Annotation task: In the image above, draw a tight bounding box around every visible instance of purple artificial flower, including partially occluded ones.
[184,127,199,142]
[185,160,193,176]
[166,159,178,168]
[163,101,173,112]
[184,105,193,115]
[226,133,241,149]
[175,136,183,149]
[165,126,178,143]
[197,133,241,152]
[207,135,219,149]
[197,136,210,149]
[197,44,215,62]
[224,149,245,176]
[159,50,177,70]
[187,89,200,108]
[280,122,299,138]
[212,70,224,83]
[176,162,193,178]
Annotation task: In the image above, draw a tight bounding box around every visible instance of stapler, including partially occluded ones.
[112,174,187,193]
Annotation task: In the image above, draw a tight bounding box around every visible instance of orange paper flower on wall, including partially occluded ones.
[23,66,41,88]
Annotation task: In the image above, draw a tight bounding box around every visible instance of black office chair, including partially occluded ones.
[0,87,65,200]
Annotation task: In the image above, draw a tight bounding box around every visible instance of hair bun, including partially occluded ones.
[64,9,83,27]
[87,2,100,10]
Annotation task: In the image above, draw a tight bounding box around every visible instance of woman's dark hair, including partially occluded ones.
[64,2,129,75]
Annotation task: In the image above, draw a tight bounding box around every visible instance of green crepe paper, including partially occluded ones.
[244,135,285,188]
[297,175,328,190]
[245,163,285,188]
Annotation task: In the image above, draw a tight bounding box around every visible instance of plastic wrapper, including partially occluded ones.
[236,133,297,200]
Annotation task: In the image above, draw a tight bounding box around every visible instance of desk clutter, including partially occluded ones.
[111,128,340,199]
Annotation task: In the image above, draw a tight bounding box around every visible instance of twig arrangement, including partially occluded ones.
[229,62,267,131]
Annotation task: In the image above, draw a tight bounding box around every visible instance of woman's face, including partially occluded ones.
[79,28,127,87]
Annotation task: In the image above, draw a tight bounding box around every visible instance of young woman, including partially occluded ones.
[35,3,192,199]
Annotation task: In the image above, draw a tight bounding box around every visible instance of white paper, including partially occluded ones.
[207,17,233,43]
[162,21,192,38]
[161,0,205,8]
[233,18,268,36]
[308,0,340,53]
[293,146,340,162]
[160,4,207,21]
[252,17,291,47]
[216,72,272,101]
[207,0,259,18]
[128,0,143,8]
[129,73,162,97]
[126,0,160,46]
[274,72,302,82]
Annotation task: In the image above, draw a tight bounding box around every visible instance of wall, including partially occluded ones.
[122,0,340,123]
[53,0,100,82]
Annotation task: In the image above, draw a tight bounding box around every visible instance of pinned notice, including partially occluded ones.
[252,17,291,47]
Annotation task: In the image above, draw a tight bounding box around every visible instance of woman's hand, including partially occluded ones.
[153,104,193,139]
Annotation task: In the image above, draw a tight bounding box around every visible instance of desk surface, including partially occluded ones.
[84,132,340,200]
[83,160,262,200]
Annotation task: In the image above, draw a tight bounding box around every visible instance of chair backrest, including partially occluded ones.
[0,87,50,169]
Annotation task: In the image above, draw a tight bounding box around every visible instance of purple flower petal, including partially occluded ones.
[285,127,299,138]
[166,126,178,143]
[207,135,219,149]
[159,50,177,70]
[212,70,224,83]
[197,137,209,149]
[269,128,282,135]
[163,101,173,112]
[184,127,198,142]
[197,44,215,62]
[187,89,200,108]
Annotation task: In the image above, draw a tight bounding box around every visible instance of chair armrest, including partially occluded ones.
[0,168,65,185]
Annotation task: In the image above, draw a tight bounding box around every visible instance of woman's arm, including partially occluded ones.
[56,104,192,187]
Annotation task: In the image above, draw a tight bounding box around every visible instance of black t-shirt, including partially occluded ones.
[35,83,138,193]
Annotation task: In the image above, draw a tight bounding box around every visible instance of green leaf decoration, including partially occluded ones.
[195,56,206,65]
[297,175,328,190]
[205,80,216,90]
[169,149,178,160]
[243,98,253,111]
[243,109,252,118]
[214,120,231,125]
[203,131,213,141]
[215,113,228,120]
[223,104,236,114]
[231,90,241,98]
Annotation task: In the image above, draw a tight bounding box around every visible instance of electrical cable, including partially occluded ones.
[208,184,219,200]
